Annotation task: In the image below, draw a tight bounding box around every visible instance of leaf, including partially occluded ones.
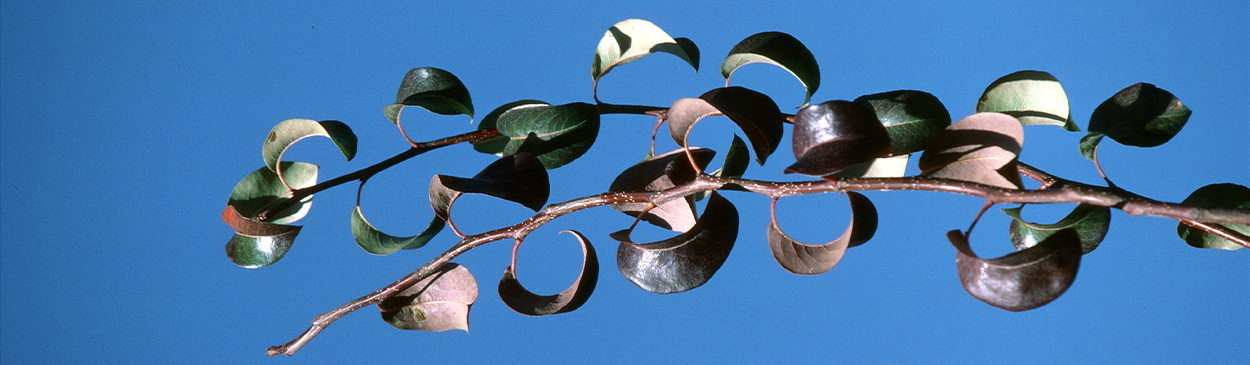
[1176,183,1250,250]
[496,102,601,169]
[769,192,877,275]
[828,154,910,179]
[722,31,820,107]
[1005,204,1111,254]
[353,207,445,255]
[262,119,354,190]
[608,148,715,231]
[613,192,739,294]
[384,67,474,123]
[714,135,750,179]
[667,87,786,165]
[227,162,318,224]
[222,205,301,268]
[473,100,548,156]
[853,90,952,155]
[950,229,1081,312]
[918,113,1024,189]
[976,71,1077,131]
[785,100,890,176]
[430,153,551,224]
[1080,83,1191,160]
[379,263,478,332]
[591,19,699,86]
[499,230,599,316]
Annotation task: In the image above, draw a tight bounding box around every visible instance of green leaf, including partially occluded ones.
[976,71,1077,131]
[499,230,599,316]
[714,135,750,179]
[227,162,318,224]
[591,19,699,88]
[613,192,739,294]
[722,31,820,107]
[950,229,1082,312]
[386,67,474,123]
[262,119,354,190]
[770,192,877,275]
[853,90,952,155]
[497,102,601,169]
[667,87,786,165]
[918,113,1025,189]
[222,205,302,268]
[1080,83,1191,160]
[473,100,548,156]
[608,148,715,231]
[1177,183,1250,250]
[379,263,478,332]
[829,154,910,179]
[1004,204,1111,254]
[352,206,445,255]
[785,100,890,177]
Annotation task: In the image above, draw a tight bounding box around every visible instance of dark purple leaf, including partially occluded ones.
[430,152,550,223]
[613,192,738,294]
[499,230,599,316]
[949,229,1081,312]
[607,148,715,231]
[785,100,890,176]
[668,87,785,165]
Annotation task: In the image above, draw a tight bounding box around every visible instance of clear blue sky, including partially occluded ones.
[2,1,1246,363]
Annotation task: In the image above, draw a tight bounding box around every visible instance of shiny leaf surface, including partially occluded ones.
[473,100,548,156]
[721,31,820,107]
[591,19,698,85]
[1005,204,1110,254]
[1080,83,1191,160]
[1176,183,1250,250]
[499,230,599,316]
[950,229,1081,312]
[227,162,318,224]
[497,103,601,169]
[261,119,354,189]
[668,87,785,165]
[608,148,715,231]
[385,67,474,123]
[222,205,301,268]
[785,100,890,176]
[853,90,951,155]
[770,192,877,275]
[976,70,1077,131]
[379,263,478,332]
[614,192,738,294]
[918,113,1024,189]
[430,153,550,224]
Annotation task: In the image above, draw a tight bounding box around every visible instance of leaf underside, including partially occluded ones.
[379,263,478,332]
[499,230,599,316]
[770,192,878,275]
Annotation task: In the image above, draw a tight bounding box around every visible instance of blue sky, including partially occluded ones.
[2,1,1246,364]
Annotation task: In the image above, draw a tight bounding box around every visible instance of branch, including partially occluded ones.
[266,163,1249,355]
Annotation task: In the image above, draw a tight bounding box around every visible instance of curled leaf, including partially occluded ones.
[950,229,1081,312]
[1005,204,1110,254]
[591,19,699,91]
[853,90,951,155]
[227,162,318,224]
[499,230,599,316]
[430,153,550,227]
[353,206,445,255]
[918,113,1024,189]
[1176,183,1250,250]
[262,119,354,190]
[667,87,786,165]
[380,263,478,332]
[222,205,302,268]
[976,70,1077,131]
[384,67,474,123]
[497,103,601,169]
[769,192,877,275]
[608,148,715,231]
[614,192,739,294]
[785,100,890,176]
[828,154,910,179]
[1080,83,1191,160]
[722,31,819,107]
